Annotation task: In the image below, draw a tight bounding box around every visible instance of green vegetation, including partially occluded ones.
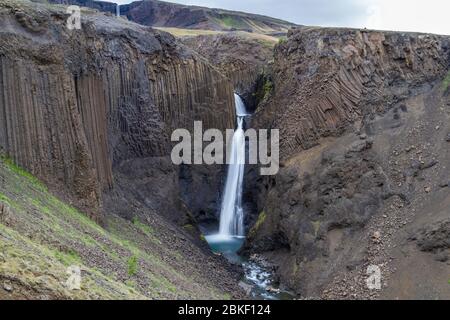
[249,210,266,238]
[154,27,223,37]
[0,192,13,207]
[223,293,232,299]
[133,217,154,236]
[263,79,273,100]
[0,223,145,299]
[0,155,47,191]
[253,72,274,104]
[257,39,277,49]
[156,27,279,46]
[127,255,138,276]
[148,274,176,293]
[159,277,177,293]
[54,249,81,266]
[219,15,246,29]
[0,157,228,299]
[443,70,450,90]
[125,279,137,290]
[278,37,287,45]
[254,211,267,230]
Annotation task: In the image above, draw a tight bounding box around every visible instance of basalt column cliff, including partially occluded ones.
[0,0,235,223]
[245,27,450,299]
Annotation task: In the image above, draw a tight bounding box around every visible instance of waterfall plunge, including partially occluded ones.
[235,93,248,117]
[217,94,248,238]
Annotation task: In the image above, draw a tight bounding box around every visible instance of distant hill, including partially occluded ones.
[48,0,297,36]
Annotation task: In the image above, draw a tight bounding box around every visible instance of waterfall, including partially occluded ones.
[116,4,120,17]
[217,94,248,238]
[235,93,248,117]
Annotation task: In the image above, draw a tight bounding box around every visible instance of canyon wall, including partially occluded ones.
[246,27,450,298]
[254,27,450,158]
[182,33,275,111]
[0,0,235,221]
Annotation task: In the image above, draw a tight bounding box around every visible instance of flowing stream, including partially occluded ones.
[205,94,292,300]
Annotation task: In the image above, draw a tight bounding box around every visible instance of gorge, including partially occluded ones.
[0,0,449,300]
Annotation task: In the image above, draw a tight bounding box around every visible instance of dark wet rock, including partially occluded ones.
[415,219,450,253]
[0,202,12,225]
[420,160,439,170]
[181,34,275,111]
[439,181,450,188]
[238,281,253,296]
[348,139,373,154]
[435,251,449,263]
[404,159,438,177]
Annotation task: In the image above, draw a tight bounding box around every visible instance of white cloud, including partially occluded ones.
[364,0,450,35]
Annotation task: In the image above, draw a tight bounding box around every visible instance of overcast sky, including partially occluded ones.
[115,0,450,35]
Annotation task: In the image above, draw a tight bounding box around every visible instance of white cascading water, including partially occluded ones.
[235,93,248,117]
[116,4,120,17]
[217,94,248,237]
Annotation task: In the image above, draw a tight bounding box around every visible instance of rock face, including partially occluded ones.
[48,0,117,13]
[245,134,389,295]
[255,27,450,158]
[0,0,235,222]
[181,33,275,111]
[414,219,450,256]
[246,27,450,299]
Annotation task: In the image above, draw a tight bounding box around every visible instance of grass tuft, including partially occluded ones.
[54,249,81,266]
[443,70,450,90]
[249,210,266,238]
[127,255,138,276]
[132,217,154,236]
[0,155,47,191]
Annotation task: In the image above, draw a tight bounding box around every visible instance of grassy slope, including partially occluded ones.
[155,27,279,47]
[0,157,228,299]
[210,14,290,35]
